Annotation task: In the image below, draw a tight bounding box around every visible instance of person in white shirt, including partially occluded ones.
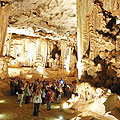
[33,91,42,116]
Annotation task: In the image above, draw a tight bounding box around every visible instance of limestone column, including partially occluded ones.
[61,41,67,70]
[22,39,25,54]
[77,0,84,80]
[0,1,11,55]
[103,0,120,11]
[77,0,94,80]
[66,46,71,72]
[38,38,41,55]
[36,37,44,67]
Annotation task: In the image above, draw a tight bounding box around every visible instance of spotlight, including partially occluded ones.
[0,100,6,103]
[0,114,6,119]
[58,116,63,120]
[60,80,64,84]
[51,105,60,109]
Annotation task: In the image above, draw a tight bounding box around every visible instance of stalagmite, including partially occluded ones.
[77,0,94,80]
[65,47,71,72]
[61,41,67,70]
[36,38,44,67]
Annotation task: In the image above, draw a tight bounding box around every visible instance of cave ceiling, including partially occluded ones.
[6,0,76,38]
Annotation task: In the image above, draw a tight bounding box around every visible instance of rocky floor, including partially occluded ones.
[0,68,120,120]
[1,95,119,120]
[0,95,79,120]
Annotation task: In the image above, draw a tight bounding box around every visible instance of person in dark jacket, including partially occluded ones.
[46,89,52,110]
[10,80,14,96]
[18,84,24,107]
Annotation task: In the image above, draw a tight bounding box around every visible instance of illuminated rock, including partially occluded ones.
[105,42,115,51]
[7,0,77,34]
[104,94,120,112]
[0,57,8,79]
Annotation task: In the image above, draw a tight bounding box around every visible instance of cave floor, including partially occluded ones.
[0,95,79,120]
[0,68,119,120]
[0,95,115,120]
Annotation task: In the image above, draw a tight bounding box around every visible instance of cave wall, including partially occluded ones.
[4,35,48,67]
[77,0,120,55]
[0,1,11,55]
[0,1,11,79]
[0,57,9,79]
[78,0,120,94]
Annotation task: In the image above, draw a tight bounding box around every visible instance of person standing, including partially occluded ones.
[10,80,14,96]
[18,84,24,107]
[33,91,42,116]
[46,89,52,110]
[25,83,31,104]
[42,89,46,105]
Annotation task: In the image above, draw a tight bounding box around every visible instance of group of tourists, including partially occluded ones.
[9,77,76,116]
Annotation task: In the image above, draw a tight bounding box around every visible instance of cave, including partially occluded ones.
[0,0,120,120]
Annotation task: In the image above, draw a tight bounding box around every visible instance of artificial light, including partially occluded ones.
[0,100,6,103]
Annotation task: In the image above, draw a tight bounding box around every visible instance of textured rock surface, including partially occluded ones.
[76,0,120,95]
[0,57,9,79]
[0,1,11,55]
[7,0,76,35]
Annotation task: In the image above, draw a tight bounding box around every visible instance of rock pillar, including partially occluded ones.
[0,1,11,55]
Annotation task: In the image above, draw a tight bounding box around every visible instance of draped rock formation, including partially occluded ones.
[77,0,120,94]
[0,1,11,79]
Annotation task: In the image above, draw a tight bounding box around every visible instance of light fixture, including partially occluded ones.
[0,114,6,119]
[58,116,63,120]
[0,100,6,103]
[51,105,60,109]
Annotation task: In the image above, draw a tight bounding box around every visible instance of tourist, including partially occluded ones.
[33,91,42,116]
[67,85,72,100]
[25,83,31,104]
[29,83,33,102]
[14,80,18,95]
[46,89,52,110]
[41,89,46,105]
[18,84,24,107]
[63,82,67,97]
[56,84,63,103]
[56,85,60,103]
[10,80,14,96]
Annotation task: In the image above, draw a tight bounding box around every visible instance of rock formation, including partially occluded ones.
[77,0,120,95]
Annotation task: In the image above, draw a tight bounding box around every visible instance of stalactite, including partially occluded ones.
[77,0,120,95]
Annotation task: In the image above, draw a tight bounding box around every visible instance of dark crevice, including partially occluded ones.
[93,55,102,66]
[94,0,120,42]
[73,46,78,60]
[94,59,119,94]
[1,1,10,7]
[51,44,61,60]
[106,17,116,31]
[96,29,117,41]
[86,41,90,57]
